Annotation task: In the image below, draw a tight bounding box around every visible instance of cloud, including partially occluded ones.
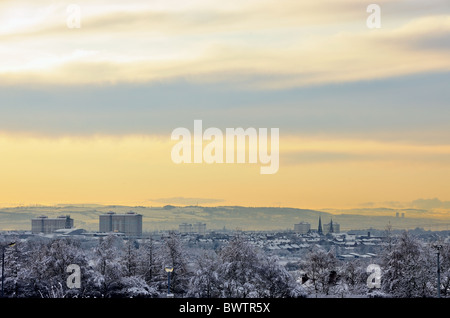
[280,137,450,166]
[0,0,384,38]
[411,198,450,210]
[359,198,450,210]
[149,197,224,206]
[381,15,450,49]
[0,1,449,88]
[282,150,450,166]
[2,70,450,145]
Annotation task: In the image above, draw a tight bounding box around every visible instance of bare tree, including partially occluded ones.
[187,251,222,298]
[91,235,125,297]
[137,236,161,285]
[122,239,139,277]
[302,247,338,296]
[381,231,434,297]
[160,232,189,296]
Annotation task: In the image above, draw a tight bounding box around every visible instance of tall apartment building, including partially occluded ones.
[99,211,142,236]
[31,215,74,234]
[294,222,311,234]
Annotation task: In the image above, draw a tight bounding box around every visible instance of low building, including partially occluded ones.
[99,211,142,236]
[323,219,340,234]
[179,222,207,234]
[193,222,206,235]
[31,215,74,234]
[294,222,311,234]
[179,223,193,234]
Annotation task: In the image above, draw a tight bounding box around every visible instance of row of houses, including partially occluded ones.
[179,222,207,235]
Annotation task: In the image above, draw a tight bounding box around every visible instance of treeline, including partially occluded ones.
[0,231,449,298]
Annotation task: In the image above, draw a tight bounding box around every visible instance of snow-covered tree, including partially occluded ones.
[187,251,222,298]
[199,234,304,298]
[160,232,190,296]
[255,254,305,298]
[13,239,88,298]
[3,240,31,297]
[301,246,338,296]
[438,243,450,296]
[137,236,163,289]
[338,258,371,296]
[116,276,158,298]
[218,234,262,298]
[381,231,434,297]
[122,239,139,277]
[89,235,126,297]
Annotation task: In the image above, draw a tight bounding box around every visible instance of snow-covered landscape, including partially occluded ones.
[0,230,448,298]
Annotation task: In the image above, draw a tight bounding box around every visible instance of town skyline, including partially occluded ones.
[1,203,449,233]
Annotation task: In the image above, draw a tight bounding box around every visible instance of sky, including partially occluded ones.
[0,0,450,215]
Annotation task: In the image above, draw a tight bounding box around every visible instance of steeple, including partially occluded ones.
[318,215,323,235]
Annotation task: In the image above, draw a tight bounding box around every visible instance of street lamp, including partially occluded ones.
[432,244,443,298]
[165,266,174,298]
[1,242,16,298]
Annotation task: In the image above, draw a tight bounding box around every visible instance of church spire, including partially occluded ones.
[318,215,323,235]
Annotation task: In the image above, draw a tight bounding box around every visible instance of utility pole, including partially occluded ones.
[437,246,441,298]
[1,242,15,298]
[1,246,4,298]
[433,244,442,298]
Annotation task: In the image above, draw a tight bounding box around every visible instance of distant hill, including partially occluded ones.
[0,205,448,232]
